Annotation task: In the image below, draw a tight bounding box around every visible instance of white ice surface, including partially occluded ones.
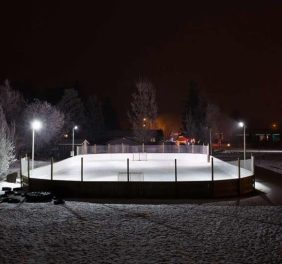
[25,153,253,182]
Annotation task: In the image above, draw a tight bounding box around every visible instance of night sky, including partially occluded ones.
[0,0,282,129]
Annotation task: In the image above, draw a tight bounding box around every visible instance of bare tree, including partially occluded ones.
[0,79,25,124]
[22,100,65,153]
[128,79,158,142]
[0,80,26,154]
[0,104,15,177]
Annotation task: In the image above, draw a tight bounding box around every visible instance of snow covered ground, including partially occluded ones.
[0,201,281,264]
[0,153,281,263]
[220,151,282,175]
[22,153,253,182]
[255,154,282,175]
[0,181,21,193]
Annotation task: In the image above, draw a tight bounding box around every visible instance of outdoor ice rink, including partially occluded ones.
[24,153,253,182]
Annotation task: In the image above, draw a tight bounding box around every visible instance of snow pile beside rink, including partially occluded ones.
[0,202,281,264]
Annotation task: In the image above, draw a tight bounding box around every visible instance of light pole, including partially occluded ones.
[31,120,42,170]
[71,125,78,157]
[238,122,246,161]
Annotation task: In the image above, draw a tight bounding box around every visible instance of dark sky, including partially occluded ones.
[0,0,282,129]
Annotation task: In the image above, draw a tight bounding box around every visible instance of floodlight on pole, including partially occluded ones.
[238,121,246,161]
[31,120,42,170]
[71,125,78,157]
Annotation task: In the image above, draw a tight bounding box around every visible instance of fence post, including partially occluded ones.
[207,144,210,163]
[178,144,180,153]
[94,144,96,154]
[20,157,23,188]
[192,144,194,153]
[122,143,124,153]
[162,142,165,153]
[27,157,30,190]
[127,158,129,182]
[210,157,214,197]
[108,144,110,153]
[142,143,144,153]
[211,157,214,181]
[175,159,177,182]
[51,157,53,181]
[251,155,255,174]
[81,157,83,182]
[238,158,241,195]
[251,155,255,190]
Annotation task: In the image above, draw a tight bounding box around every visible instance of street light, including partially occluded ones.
[71,125,78,157]
[31,120,42,170]
[238,121,246,161]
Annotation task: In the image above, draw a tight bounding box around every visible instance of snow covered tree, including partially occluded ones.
[22,100,64,154]
[0,104,15,176]
[57,88,86,132]
[182,81,207,141]
[128,79,158,142]
[0,79,25,124]
[0,80,26,154]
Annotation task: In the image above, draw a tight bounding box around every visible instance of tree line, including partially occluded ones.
[0,80,106,176]
[128,79,234,144]
[0,78,233,176]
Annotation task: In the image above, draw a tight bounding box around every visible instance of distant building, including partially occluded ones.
[103,129,164,145]
[54,139,90,159]
[235,128,281,147]
[250,129,281,146]
[107,137,138,145]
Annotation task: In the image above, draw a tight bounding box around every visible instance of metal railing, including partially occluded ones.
[77,143,209,155]
[20,154,254,184]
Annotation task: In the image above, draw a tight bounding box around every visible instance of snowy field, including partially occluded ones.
[255,154,282,175]
[0,201,281,264]
[0,153,280,263]
[219,151,282,175]
[23,153,253,182]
